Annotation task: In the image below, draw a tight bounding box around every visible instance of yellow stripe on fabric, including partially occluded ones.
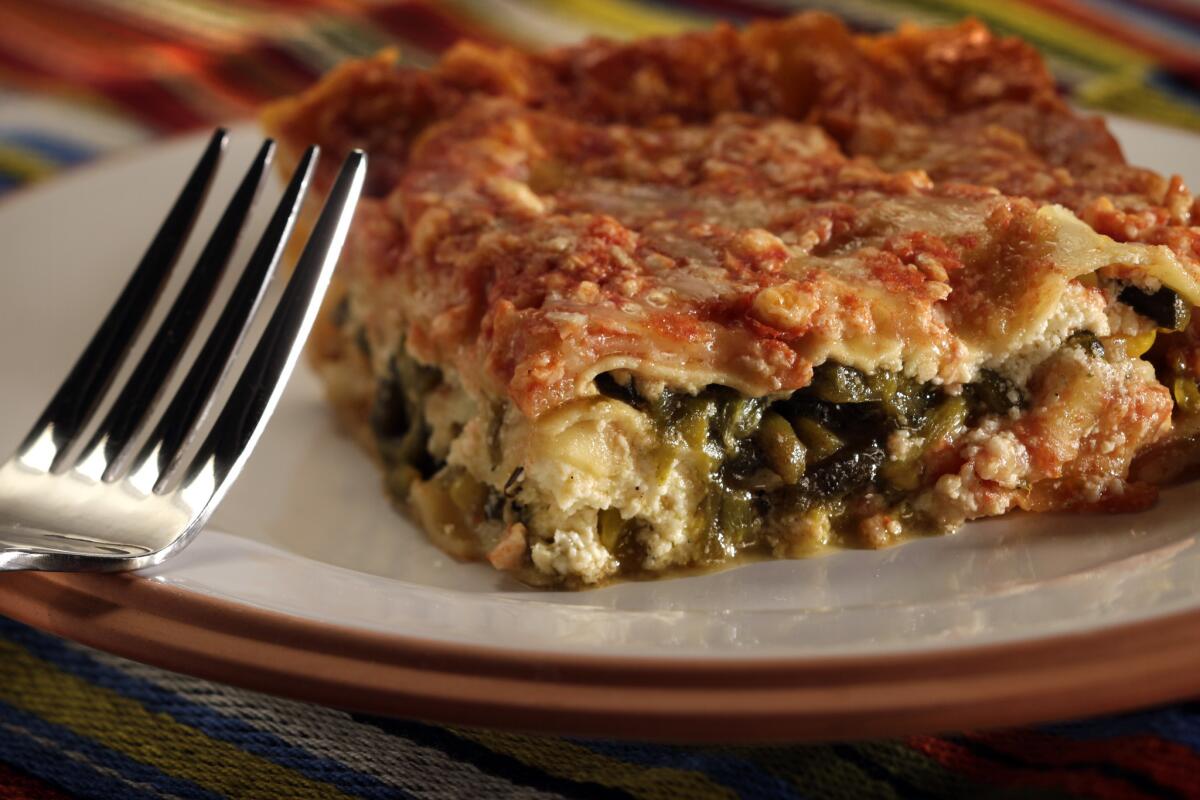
[453,728,737,800]
[0,146,55,183]
[521,0,706,39]
[0,639,356,800]
[440,0,603,49]
[1078,73,1200,132]
[92,0,260,45]
[899,0,1148,70]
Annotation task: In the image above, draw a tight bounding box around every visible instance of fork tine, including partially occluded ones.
[77,139,275,479]
[18,129,227,468]
[180,151,366,497]
[135,146,319,484]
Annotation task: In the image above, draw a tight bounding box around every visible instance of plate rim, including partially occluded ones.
[4,120,1200,741]
[3,570,1200,742]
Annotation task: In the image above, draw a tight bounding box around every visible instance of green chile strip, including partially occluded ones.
[370,353,443,480]
[1119,285,1190,331]
[589,361,1023,529]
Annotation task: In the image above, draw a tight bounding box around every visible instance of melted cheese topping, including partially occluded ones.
[330,101,1194,420]
[265,10,1200,419]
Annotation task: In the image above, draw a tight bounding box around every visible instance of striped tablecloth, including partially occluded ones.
[2,2,1200,798]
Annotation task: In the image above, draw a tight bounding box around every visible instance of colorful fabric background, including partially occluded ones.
[2,0,1200,188]
[3,614,1200,800]
[1,2,1200,798]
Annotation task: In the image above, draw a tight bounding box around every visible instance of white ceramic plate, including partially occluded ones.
[1,119,1199,741]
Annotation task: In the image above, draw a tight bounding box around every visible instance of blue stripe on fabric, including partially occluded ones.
[0,173,19,194]
[571,737,803,800]
[353,714,638,800]
[1080,0,1200,49]
[1147,69,1200,105]
[0,618,407,800]
[0,696,221,800]
[0,129,96,166]
[1042,706,1200,751]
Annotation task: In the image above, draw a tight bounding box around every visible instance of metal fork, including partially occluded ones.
[0,130,366,571]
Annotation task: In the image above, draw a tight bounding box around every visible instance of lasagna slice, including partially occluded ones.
[263,14,1200,587]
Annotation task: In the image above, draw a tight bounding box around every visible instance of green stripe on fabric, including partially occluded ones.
[454,728,738,800]
[0,639,357,800]
[315,17,395,60]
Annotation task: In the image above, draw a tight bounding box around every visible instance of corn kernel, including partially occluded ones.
[1114,329,1157,358]
[1173,377,1200,414]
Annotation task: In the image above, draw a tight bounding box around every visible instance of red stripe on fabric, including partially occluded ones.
[0,6,214,129]
[0,761,74,800]
[652,0,787,21]
[0,41,97,102]
[367,0,496,53]
[969,731,1200,799]
[907,735,1160,800]
[1123,0,1200,27]
[203,52,304,112]
[0,39,49,79]
[1018,0,1200,81]
[216,43,322,99]
[247,42,322,87]
[91,78,211,132]
[0,1,176,81]
[0,0,166,48]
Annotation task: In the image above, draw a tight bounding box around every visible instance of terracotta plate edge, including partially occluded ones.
[1,571,1199,742]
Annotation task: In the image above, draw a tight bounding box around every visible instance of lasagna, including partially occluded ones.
[262,14,1200,587]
